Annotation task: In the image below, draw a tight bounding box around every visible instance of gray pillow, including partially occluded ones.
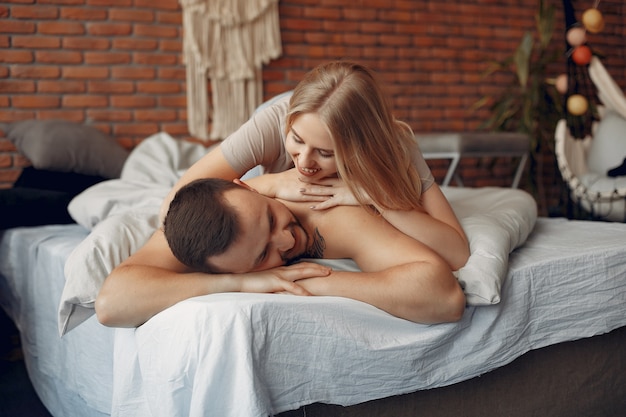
[1,120,129,179]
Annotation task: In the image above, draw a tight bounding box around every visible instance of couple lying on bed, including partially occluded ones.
[95,61,469,328]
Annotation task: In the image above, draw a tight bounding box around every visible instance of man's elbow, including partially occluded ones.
[94,292,120,327]
[441,284,466,322]
[423,265,466,324]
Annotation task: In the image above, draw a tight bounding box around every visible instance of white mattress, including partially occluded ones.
[109,217,626,417]
[2,217,626,417]
[0,224,115,417]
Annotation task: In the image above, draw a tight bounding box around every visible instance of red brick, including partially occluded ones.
[10,65,60,79]
[0,140,17,152]
[38,80,86,93]
[87,109,133,122]
[0,80,35,92]
[88,80,134,94]
[113,38,158,51]
[158,95,186,108]
[63,66,109,79]
[136,81,180,94]
[62,95,108,107]
[35,50,83,64]
[159,39,181,52]
[134,24,178,38]
[110,95,156,108]
[84,52,132,65]
[12,35,61,49]
[12,6,58,19]
[157,11,181,25]
[0,169,21,184]
[87,22,132,36]
[111,66,156,80]
[12,95,60,109]
[109,8,154,22]
[61,7,108,21]
[0,50,33,64]
[134,0,180,11]
[37,110,85,122]
[38,21,85,35]
[113,122,158,136]
[63,37,111,50]
[134,109,177,122]
[87,0,133,7]
[0,20,35,34]
[133,52,178,66]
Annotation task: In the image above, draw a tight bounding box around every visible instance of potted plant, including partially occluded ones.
[473,0,564,215]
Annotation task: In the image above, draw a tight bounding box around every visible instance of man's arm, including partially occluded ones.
[95,229,330,328]
[297,207,466,324]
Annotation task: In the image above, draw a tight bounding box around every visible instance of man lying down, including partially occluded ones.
[95,178,465,328]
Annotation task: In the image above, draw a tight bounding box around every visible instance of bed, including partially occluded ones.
[1,132,626,417]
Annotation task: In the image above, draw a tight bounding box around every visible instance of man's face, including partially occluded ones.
[208,187,309,273]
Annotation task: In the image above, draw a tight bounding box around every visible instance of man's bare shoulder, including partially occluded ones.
[313,205,437,270]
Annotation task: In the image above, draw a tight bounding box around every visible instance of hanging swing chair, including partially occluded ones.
[555,56,626,222]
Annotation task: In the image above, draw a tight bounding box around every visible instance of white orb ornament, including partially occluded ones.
[582,8,605,34]
[567,94,588,116]
[556,74,568,94]
[566,27,586,47]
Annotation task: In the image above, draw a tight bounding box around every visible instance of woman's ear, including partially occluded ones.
[233,178,259,193]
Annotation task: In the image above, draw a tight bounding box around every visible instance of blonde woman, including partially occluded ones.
[163,61,469,270]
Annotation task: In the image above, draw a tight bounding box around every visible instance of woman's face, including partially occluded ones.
[285,112,338,182]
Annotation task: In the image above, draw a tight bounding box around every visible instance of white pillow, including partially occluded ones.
[587,112,626,175]
[58,210,159,336]
[443,186,537,304]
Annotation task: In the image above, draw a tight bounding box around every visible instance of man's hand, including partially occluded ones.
[237,262,332,295]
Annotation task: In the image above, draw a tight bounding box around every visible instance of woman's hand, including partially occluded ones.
[237,262,332,295]
[301,177,369,210]
[244,168,371,209]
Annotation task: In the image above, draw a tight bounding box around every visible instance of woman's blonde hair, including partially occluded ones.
[286,61,422,212]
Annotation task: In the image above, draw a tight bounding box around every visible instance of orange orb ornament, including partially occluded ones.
[582,8,604,33]
[555,74,568,94]
[566,27,587,47]
[567,94,589,116]
[572,45,592,65]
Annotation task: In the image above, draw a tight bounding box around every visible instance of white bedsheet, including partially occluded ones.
[111,218,626,417]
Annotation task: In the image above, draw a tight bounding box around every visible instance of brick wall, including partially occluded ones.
[1,0,624,215]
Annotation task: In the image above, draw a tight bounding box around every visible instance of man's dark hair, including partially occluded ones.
[163,178,241,273]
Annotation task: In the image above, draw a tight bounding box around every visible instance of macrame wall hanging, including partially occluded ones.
[180,0,282,142]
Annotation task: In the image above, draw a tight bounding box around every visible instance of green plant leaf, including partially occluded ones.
[536,0,555,49]
[513,32,533,89]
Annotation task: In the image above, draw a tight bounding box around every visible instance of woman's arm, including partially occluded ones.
[379,183,469,271]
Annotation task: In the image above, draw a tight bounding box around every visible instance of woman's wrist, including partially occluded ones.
[244,175,276,198]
